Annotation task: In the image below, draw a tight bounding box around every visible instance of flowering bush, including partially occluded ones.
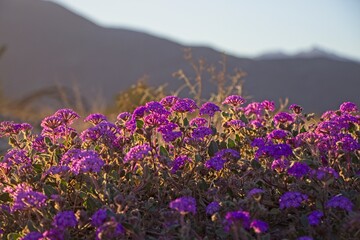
[0,98,359,239]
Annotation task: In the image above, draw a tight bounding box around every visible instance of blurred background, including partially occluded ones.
[0,0,359,122]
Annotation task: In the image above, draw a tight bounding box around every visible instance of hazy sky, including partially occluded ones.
[50,0,360,60]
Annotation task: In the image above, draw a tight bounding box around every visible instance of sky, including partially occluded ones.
[50,0,360,60]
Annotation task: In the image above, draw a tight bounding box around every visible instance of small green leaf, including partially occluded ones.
[136,120,144,129]
[251,159,261,169]
[227,139,235,148]
[208,141,218,157]
[183,117,189,127]
[159,146,169,157]
[7,233,21,240]
[0,192,11,202]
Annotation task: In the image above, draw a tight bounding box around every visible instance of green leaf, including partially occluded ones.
[251,159,261,169]
[0,192,11,202]
[136,120,144,129]
[208,141,218,157]
[183,117,189,127]
[43,184,57,197]
[7,233,21,240]
[227,139,235,148]
[159,146,169,157]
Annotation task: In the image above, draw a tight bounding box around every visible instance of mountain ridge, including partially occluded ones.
[0,0,359,113]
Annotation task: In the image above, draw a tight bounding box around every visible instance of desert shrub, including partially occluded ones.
[0,98,359,240]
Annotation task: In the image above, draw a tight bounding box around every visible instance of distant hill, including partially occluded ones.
[1,0,359,113]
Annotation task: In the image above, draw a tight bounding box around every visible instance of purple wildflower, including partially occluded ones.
[91,209,108,227]
[161,131,182,142]
[261,100,275,111]
[0,121,32,137]
[225,119,246,130]
[46,166,70,175]
[42,228,64,240]
[95,220,125,240]
[146,101,170,115]
[199,102,221,117]
[224,210,251,231]
[65,150,104,175]
[144,113,169,128]
[289,104,303,114]
[274,112,294,125]
[205,156,226,171]
[21,232,42,240]
[116,112,131,121]
[5,183,47,211]
[189,117,208,127]
[222,95,246,107]
[132,106,148,118]
[288,162,310,179]
[337,134,359,152]
[53,211,77,229]
[171,98,198,113]
[340,102,358,113]
[268,129,289,140]
[244,102,263,116]
[247,188,264,198]
[124,144,152,162]
[206,201,221,215]
[171,155,191,173]
[315,167,339,181]
[1,149,31,170]
[250,220,268,234]
[169,196,196,214]
[215,149,240,160]
[279,191,308,209]
[251,138,266,148]
[54,109,79,125]
[297,237,313,240]
[191,126,213,139]
[160,96,179,108]
[326,195,353,212]
[41,116,63,129]
[308,210,323,226]
[271,159,290,172]
[84,113,107,125]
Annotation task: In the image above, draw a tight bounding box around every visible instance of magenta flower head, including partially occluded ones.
[95,219,125,240]
[289,104,303,114]
[160,95,179,108]
[169,196,196,214]
[132,106,148,118]
[116,112,132,121]
[223,210,251,231]
[124,144,152,162]
[171,155,191,174]
[326,195,353,212]
[274,112,294,125]
[261,100,275,111]
[84,113,107,125]
[247,188,264,198]
[189,117,208,127]
[308,210,323,226]
[171,98,198,113]
[68,150,105,175]
[21,231,43,240]
[55,109,80,125]
[41,116,63,129]
[146,101,170,115]
[250,219,268,234]
[199,102,221,117]
[42,228,64,240]
[205,156,226,171]
[287,162,310,179]
[271,159,290,173]
[225,119,246,130]
[339,102,358,113]
[206,201,221,215]
[53,211,77,229]
[91,209,108,227]
[191,126,213,139]
[222,95,246,107]
[279,191,308,209]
